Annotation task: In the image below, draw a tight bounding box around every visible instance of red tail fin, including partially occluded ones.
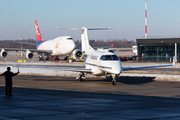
[35,20,42,41]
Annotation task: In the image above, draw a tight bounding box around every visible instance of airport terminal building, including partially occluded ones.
[136,38,180,62]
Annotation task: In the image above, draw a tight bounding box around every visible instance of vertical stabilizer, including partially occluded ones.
[35,20,43,41]
[81,28,93,52]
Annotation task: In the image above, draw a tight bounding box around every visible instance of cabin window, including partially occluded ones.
[104,55,112,60]
[112,55,119,60]
[100,55,119,61]
[66,38,73,40]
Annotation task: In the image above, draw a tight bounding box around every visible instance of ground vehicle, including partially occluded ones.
[129,56,138,61]
[132,46,137,55]
[119,56,129,61]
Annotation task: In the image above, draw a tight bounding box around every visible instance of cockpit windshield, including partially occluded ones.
[67,38,73,40]
[100,55,119,61]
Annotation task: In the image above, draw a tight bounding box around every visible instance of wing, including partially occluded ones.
[123,56,175,71]
[122,64,173,71]
[1,48,52,54]
[13,42,36,45]
[11,65,92,73]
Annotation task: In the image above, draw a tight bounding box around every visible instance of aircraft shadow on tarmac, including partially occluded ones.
[34,76,155,85]
[116,76,155,85]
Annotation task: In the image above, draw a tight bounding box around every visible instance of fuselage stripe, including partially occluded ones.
[86,62,112,69]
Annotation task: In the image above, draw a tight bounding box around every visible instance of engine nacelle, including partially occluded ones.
[106,49,115,53]
[26,51,33,59]
[72,49,83,60]
[1,50,7,57]
[97,48,115,53]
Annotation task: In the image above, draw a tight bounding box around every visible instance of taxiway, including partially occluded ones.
[0,75,180,119]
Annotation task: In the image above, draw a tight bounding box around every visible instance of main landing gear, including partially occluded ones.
[76,73,85,82]
[76,73,117,85]
[110,75,116,85]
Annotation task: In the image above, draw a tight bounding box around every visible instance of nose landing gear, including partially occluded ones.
[110,75,116,85]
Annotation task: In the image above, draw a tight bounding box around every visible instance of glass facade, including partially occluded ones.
[139,44,175,62]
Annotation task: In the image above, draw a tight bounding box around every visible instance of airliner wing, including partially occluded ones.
[122,64,174,71]
[1,48,52,54]
[11,65,92,73]
[13,41,36,45]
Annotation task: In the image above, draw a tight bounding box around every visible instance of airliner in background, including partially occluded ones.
[13,27,175,85]
[0,20,76,60]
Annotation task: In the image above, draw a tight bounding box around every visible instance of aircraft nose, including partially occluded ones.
[112,62,121,74]
[113,67,121,74]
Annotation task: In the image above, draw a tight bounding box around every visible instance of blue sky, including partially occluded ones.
[0,0,180,41]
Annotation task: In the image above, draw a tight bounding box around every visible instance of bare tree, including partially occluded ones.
[0,39,136,49]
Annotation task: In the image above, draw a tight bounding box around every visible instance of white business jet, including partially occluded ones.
[0,20,76,60]
[13,27,175,85]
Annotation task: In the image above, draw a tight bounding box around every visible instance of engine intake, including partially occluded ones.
[1,50,7,57]
[72,49,83,60]
[106,49,115,53]
[26,51,33,59]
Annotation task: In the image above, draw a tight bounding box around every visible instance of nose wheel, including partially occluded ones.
[112,79,116,85]
[110,75,116,85]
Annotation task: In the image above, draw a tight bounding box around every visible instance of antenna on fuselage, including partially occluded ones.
[53,27,112,52]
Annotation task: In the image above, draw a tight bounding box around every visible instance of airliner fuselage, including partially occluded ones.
[36,36,75,56]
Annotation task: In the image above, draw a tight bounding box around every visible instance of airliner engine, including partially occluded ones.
[107,49,115,53]
[96,48,115,53]
[1,49,7,57]
[72,49,83,60]
[105,49,115,53]
[26,51,33,59]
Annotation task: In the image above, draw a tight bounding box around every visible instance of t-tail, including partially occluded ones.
[81,28,112,52]
[53,27,112,52]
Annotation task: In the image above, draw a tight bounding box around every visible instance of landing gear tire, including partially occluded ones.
[112,80,116,85]
[110,75,116,85]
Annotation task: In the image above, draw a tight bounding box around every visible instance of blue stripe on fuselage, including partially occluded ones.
[36,40,48,48]
[36,41,44,48]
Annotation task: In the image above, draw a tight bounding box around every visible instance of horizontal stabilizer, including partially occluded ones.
[53,27,112,52]
[53,27,83,30]
[53,27,112,31]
